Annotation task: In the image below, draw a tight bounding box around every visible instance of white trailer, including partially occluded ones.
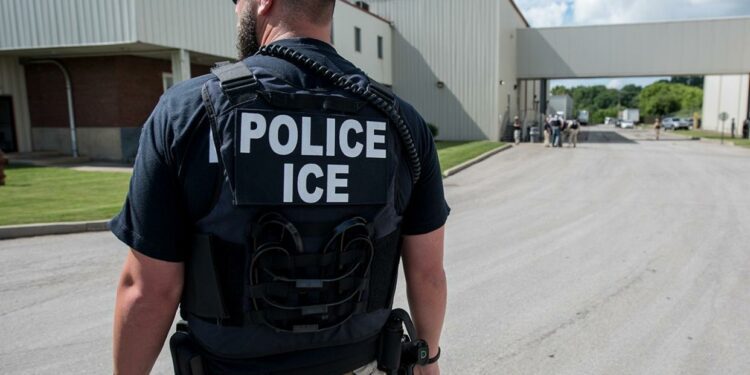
[578,110,590,125]
[619,109,640,123]
[549,95,574,119]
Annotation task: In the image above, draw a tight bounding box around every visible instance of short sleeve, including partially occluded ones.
[109,96,189,262]
[399,103,451,235]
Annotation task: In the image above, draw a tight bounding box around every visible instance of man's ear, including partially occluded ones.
[258,0,274,16]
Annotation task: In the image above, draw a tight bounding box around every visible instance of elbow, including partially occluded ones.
[117,272,183,308]
[406,267,447,290]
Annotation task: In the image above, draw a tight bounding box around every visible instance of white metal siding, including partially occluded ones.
[0,57,32,152]
[518,17,750,79]
[702,75,749,134]
[0,0,136,51]
[333,2,393,85]
[135,0,236,59]
[369,0,526,141]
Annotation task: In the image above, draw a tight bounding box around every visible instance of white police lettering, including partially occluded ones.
[301,117,323,156]
[327,165,349,203]
[339,119,364,158]
[238,112,388,204]
[240,112,266,154]
[297,164,324,203]
[269,115,298,155]
[209,128,218,164]
[326,118,336,157]
[366,121,387,159]
[239,114,386,159]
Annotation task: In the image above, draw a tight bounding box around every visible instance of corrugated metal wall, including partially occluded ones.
[518,17,750,79]
[369,0,526,140]
[333,2,393,85]
[702,75,749,134]
[0,0,136,51]
[0,57,32,151]
[135,0,236,59]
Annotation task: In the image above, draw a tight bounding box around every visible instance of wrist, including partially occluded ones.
[426,346,440,365]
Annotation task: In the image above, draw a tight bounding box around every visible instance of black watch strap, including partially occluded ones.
[427,347,441,364]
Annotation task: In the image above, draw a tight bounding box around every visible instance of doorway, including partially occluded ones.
[0,96,18,152]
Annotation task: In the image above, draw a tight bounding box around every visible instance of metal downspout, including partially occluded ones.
[23,60,79,158]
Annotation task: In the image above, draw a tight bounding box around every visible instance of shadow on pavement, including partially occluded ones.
[579,131,637,144]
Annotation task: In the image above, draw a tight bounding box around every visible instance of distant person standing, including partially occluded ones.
[654,117,662,141]
[551,116,562,148]
[731,118,736,138]
[743,116,750,139]
[568,120,580,148]
[544,117,552,148]
[513,116,522,145]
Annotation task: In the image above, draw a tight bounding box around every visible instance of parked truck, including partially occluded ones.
[619,108,640,123]
[549,95,574,120]
[578,110,590,125]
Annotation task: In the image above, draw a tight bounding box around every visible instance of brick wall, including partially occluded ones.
[25,55,211,129]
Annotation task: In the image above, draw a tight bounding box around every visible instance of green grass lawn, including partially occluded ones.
[436,141,506,173]
[0,166,131,226]
[674,129,750,149]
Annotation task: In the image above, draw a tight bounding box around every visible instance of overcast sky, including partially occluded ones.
[515,0,750,88]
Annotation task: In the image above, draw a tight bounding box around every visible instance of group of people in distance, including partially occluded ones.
[543,115,580,148]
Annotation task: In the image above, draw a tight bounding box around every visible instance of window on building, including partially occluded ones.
[162,73,174,92]
[355,27,362,52]
[377,36,384,59]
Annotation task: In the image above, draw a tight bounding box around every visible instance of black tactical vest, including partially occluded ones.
[179,45,419,373]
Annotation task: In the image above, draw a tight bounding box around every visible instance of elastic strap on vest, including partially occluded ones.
[211,61,261,104]
[246,215,374,333]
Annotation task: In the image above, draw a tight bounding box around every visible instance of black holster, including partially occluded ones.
[377,309,429,375]
[170,322,206,375]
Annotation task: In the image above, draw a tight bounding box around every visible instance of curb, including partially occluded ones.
[0,220,110,240]
[696,137,740,147]
[443,144,513,178]
[672,134,743,147]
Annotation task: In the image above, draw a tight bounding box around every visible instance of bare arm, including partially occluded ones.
[113,249,184,375]
[402,226,447,374]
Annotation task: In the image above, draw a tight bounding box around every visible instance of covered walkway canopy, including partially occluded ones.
[517,17,750,79]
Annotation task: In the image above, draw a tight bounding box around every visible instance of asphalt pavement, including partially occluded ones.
[1,125,749,374]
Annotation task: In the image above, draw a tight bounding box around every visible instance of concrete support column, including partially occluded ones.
[539,79,548,117]
[171,49,191,83]
[0,57,33,152]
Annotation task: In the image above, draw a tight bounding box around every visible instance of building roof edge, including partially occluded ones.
[508,0,530,28]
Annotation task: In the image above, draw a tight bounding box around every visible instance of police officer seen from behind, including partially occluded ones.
[111,0,449,374]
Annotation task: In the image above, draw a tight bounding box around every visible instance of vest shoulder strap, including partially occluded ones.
[211,61,261,104]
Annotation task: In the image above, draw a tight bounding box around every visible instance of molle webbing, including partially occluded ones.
[247,214,373,332]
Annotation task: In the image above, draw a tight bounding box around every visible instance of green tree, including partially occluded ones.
[680,85,703,113]
[619,84,642,108]
[551,86,569,96]
[670,76,704,88]
[639,82,682,116]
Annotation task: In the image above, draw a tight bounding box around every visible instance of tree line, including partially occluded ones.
[551,76,703,124]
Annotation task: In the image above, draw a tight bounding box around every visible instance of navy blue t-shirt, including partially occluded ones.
[110,38,450,262]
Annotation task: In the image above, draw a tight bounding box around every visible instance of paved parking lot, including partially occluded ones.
[1,125,749,374]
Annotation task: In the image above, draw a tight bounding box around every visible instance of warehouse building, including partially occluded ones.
[2,1,750,161]
[702,74,749,135]
[0,0,392,161]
